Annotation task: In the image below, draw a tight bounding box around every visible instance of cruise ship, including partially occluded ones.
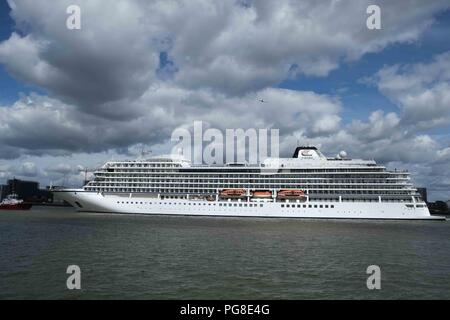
[53,146,443,220]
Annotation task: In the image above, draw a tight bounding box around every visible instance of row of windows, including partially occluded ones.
[105,166,388,173]
[89,183,410,189]
[116,200,264,207]
[108,163,180,168]
[96,172,405,178]
[85,187,414,195]
[282,204,334,208]
[92,178,409,184]
[114,200,335,209]
[94,178,410,186]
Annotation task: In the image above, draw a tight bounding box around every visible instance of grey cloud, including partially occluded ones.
[0,87,342,159]
[0,93,173,156]
[1,0,160,118]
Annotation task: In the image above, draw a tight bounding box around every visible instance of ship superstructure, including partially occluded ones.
[53,147,442,220]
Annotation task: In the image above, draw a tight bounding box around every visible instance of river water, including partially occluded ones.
[0,207,449,299]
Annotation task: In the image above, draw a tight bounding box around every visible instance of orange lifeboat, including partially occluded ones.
[219,189,246,199]
[277,189,306,199]
[251,190,272,198]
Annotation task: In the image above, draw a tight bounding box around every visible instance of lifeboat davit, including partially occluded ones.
[219,189,246,199]
[277,189,306,200]
[251,190,272,198]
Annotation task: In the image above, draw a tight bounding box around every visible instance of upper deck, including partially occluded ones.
[98,146,384,171]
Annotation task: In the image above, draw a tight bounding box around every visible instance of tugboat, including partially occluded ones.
[0,194,32,210]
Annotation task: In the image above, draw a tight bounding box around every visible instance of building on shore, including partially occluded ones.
[0,184,8,201]
[417,188,428,203]
[0,179,53,203]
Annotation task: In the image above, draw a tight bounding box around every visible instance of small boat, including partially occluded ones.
[0,194,32,210]
[277,189,306,200]
[251,190,272,198]
[219,189,247,199]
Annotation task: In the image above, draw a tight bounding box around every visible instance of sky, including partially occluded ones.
[0,0,449,201]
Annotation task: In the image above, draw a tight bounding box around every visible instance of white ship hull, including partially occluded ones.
[54,190,444,220]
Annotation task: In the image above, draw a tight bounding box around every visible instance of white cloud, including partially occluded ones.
[370,52,450,129]
[19,161,38,177]
[349,110,401,142]
[1,0,449,101]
